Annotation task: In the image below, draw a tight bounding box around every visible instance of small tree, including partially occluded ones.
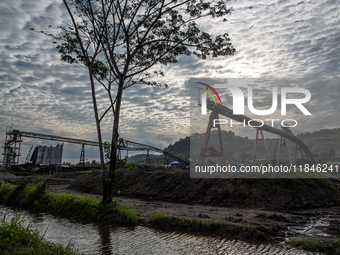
[46,0,235,204]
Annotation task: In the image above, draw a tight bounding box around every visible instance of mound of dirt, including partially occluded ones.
[69,169,340,210]
[0,172,23,183]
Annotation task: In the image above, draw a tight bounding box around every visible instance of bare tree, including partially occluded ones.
[46,0,235,204]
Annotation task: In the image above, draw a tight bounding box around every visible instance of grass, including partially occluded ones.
[289,238,340,255]
[307,178,339,193]
[150,212,264,240]
[150,212,173,223]
[282,178,339,193]
[0,181,137,225]
[150,212,210,230]
[0,211,83,255]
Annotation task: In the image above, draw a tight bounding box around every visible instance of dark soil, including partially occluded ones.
[69,169,340,211]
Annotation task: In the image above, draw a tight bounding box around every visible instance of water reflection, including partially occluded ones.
[97,222,113,255]
[0,206,323,255]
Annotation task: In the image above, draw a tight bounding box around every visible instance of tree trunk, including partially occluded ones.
[103,81,124,204]
[88,68,105,172]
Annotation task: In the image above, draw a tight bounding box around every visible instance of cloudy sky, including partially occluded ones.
[0,0,339,164]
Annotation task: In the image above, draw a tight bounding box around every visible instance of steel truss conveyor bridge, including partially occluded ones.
[2,130,189,167]
[116,138,189,166]
[197,100,314,166]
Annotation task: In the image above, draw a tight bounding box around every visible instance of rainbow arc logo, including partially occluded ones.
[196,82,223,106]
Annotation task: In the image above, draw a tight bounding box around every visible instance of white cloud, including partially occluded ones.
[0,0,339,163]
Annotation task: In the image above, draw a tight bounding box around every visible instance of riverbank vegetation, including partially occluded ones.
[150,212,265,240]
[0,181,137,225]
[0,211,83,255]
[289,238,340,255]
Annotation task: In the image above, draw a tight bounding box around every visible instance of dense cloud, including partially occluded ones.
[0,0,339,163]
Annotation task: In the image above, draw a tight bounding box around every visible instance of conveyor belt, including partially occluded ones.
[15,130,190,166]
[118,139,190,166]
[206,101,314,161]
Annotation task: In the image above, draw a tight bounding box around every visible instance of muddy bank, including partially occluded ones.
[69,169,340,211]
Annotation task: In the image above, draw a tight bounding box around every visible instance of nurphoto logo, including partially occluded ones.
[198,82,312,128]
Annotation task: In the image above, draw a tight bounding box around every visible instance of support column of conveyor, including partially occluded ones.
[197,110,225,165]
[2,129,22,167]
[206,101,314,162]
